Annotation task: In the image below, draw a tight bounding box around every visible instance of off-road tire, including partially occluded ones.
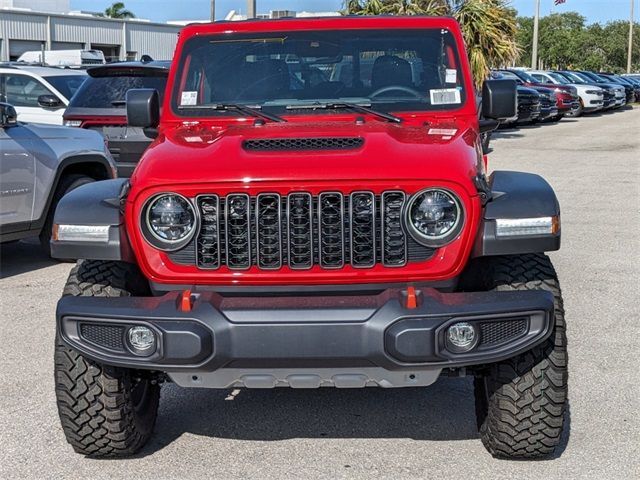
[55,260,159,457]
[460,254,568,459]
[40,174,94,257]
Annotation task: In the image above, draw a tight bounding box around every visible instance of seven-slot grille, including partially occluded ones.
[170,191,436,270]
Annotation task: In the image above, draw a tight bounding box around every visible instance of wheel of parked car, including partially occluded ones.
[54,260,159,457]
[40,175,94,257]
[459,254,568,459]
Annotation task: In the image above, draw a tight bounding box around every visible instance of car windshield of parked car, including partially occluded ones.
[171,28,467,116]
[43,75,86,100]
[559,72,586,84]
[547,72,569,84]
[69,73,167,109]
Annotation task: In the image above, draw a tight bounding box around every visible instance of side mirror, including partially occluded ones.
[0,103,18,127]
[126,88,159,128]
[482,79,517,120]
[38,94,63,108]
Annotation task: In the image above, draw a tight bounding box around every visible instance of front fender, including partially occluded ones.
[50,179,134,261]
[473,171,561,257]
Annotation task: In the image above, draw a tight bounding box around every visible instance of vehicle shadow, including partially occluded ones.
[0,239,58,279]
[136,377,571,459]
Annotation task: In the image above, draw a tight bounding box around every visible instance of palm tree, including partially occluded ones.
[100,2,136,19]
[344,0,519,88]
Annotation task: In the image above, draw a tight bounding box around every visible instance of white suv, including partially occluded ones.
[0,65,87,124]
[530,70,604,115]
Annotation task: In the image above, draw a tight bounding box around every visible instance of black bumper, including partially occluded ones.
[57,287,554,374]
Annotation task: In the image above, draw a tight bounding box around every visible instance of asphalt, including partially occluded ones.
[1,106,639,480]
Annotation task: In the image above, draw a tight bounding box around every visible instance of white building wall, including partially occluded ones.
[0,9,181,61]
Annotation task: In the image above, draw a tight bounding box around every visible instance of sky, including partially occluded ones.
[69,0,637,24]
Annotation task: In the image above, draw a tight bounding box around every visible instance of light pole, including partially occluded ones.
[210,0,215,21]
[628,0,635,73]
[531,0,540,69]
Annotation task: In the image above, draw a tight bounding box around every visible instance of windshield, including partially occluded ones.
[548,72,569,84]
[43,75,86,100]
[172,28,467,117]
[559,72,585,84]
[69,73,167,109]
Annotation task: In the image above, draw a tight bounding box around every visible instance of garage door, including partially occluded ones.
[9,40,45,60]
[51,42,84,51]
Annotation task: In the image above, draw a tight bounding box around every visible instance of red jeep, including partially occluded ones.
[51,16,568,459]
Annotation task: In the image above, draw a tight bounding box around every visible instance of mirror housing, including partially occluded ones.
[482,79,517,121]
[0,103,18,127]
[38,94,63,108]
[126,88,160,128]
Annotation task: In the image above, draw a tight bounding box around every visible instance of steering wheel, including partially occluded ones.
[370,85,423,100]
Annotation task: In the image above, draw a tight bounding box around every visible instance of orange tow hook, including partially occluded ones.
[180,289,192,312]
[405,286,418,309]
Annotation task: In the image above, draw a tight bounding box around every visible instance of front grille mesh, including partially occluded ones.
[171,191,436,270]
[80,324,125,352]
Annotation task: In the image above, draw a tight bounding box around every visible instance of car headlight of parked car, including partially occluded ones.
[141,193,197,250]
[404,188,464,247]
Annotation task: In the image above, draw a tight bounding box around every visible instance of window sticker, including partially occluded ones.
[445,69,457,84]
[180,91,198,106]
[430,88,461,105]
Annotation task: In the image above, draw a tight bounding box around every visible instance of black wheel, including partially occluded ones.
[55,260,159,457]
[40,174,94,257]
[459,254,568,459]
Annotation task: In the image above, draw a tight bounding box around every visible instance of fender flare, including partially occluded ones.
[473,171,561,257]
[50,178,134,262]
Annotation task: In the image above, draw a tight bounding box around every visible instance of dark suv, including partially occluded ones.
[63,61,170,177]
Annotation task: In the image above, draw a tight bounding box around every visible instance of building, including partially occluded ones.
[223,10,341,21]
[0,7,181,62]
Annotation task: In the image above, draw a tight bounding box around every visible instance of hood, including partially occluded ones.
[132,116,481,194]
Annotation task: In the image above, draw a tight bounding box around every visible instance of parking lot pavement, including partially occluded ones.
[1,107,639,480]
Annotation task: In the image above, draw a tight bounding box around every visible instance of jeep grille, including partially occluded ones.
[168,191,435,270]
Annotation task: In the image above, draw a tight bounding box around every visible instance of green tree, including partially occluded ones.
[99,2,136,19]
[344,0,519,88]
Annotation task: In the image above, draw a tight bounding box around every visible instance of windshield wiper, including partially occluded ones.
[287,102,402,123]
[178,103,286,123]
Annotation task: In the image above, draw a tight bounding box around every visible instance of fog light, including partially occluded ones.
[127,326,155,353]
[446,322,478,352]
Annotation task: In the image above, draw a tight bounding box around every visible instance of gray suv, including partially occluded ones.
[0,102,116,255]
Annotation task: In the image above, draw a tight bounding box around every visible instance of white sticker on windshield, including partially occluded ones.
[180,91,198,106]
[445,69,457,84]
[430,88,461,105]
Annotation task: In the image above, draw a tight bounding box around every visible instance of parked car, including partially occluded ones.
[0,64,87,124]
[573,71,626,108]
[51,16,568,459]
[598,73,640,103]
[553,70,617,110]
[496,68,579,120]
[530,70,604,115]
[0,102,116,255]
[63,60,170,177]
[499,84,540,126]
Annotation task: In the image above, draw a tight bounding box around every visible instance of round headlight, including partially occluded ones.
[405,188,463,247]
[142,193,196,250]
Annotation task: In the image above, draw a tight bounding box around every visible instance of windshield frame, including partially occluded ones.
[167,26,474,120]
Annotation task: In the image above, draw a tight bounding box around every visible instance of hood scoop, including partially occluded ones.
[242,137,364,152]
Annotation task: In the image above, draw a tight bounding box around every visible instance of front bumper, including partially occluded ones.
[57,288,554,388]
